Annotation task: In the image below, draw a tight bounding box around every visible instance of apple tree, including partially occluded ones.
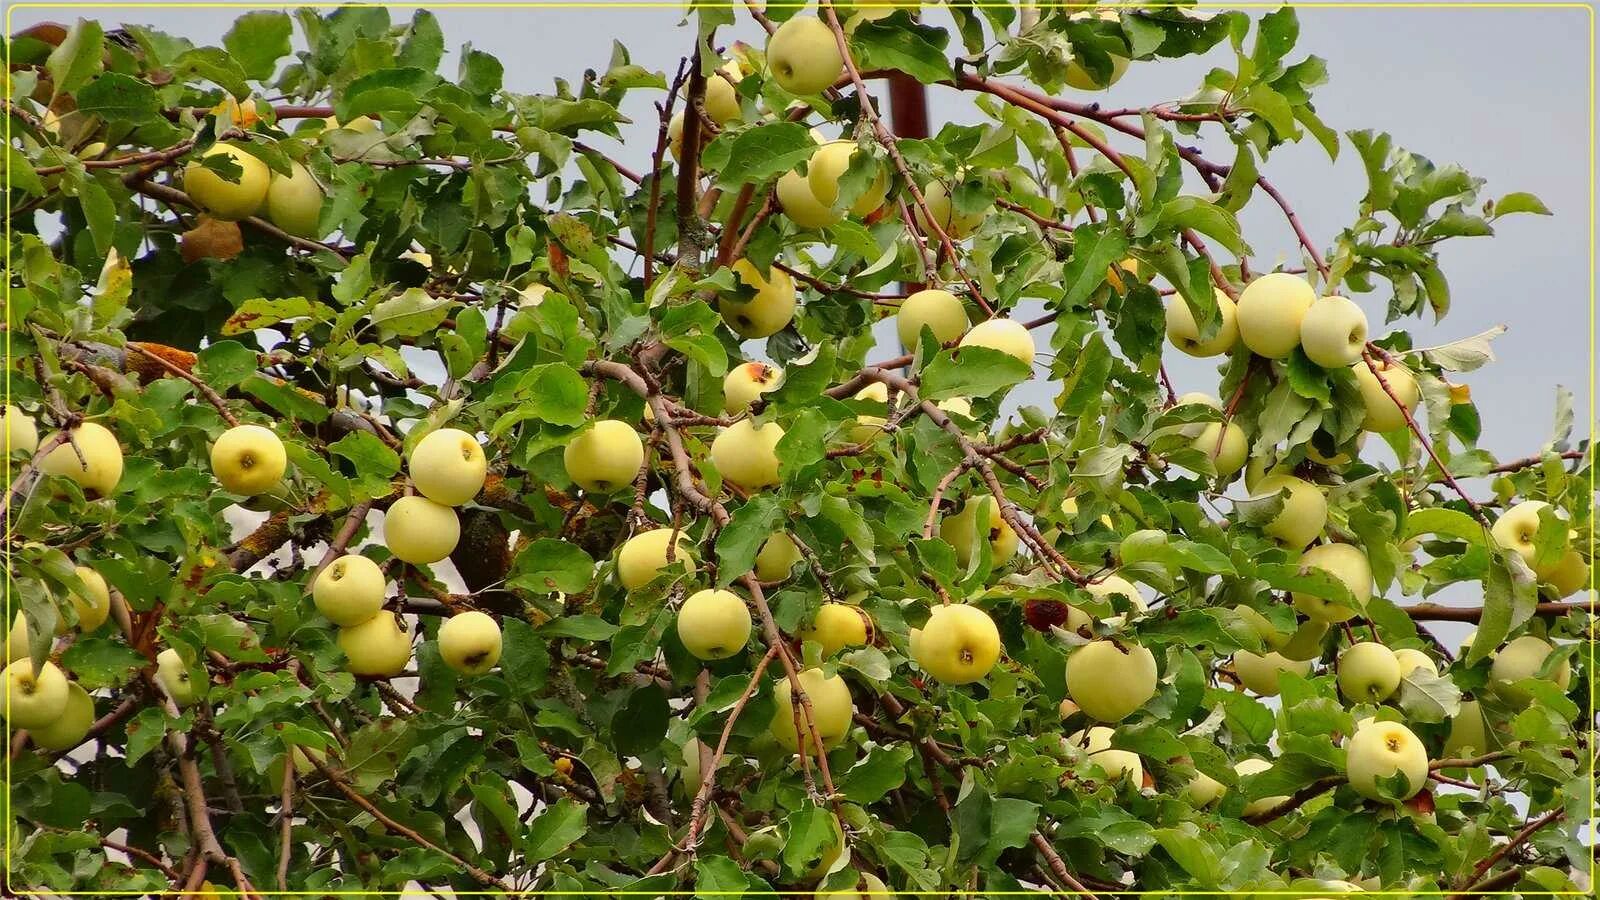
[2,3,1592,896]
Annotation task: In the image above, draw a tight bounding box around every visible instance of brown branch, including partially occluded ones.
[679,645,779,860]
[1031,831,1100,899]
[1242,775,1342,825]
[1489,449,1585,474]
[1454,808,1565,894]
[124,343,240,426]
[1403,601,1596,622]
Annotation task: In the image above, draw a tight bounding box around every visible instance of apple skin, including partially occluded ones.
[1235,757,1289,817]
[564,420,645,492]
[959,318,1035,367]
[1164,290,1238,358]
[710,419,786,490]
[1542,548,1589,597]
[769,667,854,754]
[1232,649,1312,696]
[776,168,842,229]
[1066,639,1158,722]
[40,421,123,497]
[1351,358,1420,433]
[29,681,94,751]
[1345,719,1428,801]
[676,589,752,660]
[616,528,695,590]
[916,180,986,239]
[1489,634,1570,706]
[4,405,37,455]
[265,161,324,238]
[210,424,288,496]
[1235,272,1316,359]
[1081,574,1147,630]
[6,613,29,663]
[754,532,803,582]
[801,603,873,657]
[184,143,270,221]
[722,260,798,339]
[67,566,111,632]
[1183,768,1226,806]
[1067,726,1143,784]
[0,658,69,728]
[723,362,784,413]
[940,498,1019,569]
[765,15,844,96]
[1292,542,1372,623]
[337,611,414,677]
[897,288,970,348]
[809,141,888,218]
[1299,296,1369,367]
[704,62,744,125]
[1491,501,1567,577]
[438,610,502,675]
[1337,642,1402,703]
[1064,53,1130,91]
[409,427,487,506]
[1188,421,1247,478]
[1251,474,1327,549]
[1392,647,1438,678]
[1442,699,1488,759]
[312,554,387,626]
[384,495,461,564]
[913,604,1001,684]
[155,648,200,707]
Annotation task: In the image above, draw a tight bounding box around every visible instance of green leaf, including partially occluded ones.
[170,47,251,102]
[849,20,953,85]
[524,799,589,862]
[509,539,595,595]
[192,341,259,392]
[61,638,147,690]
[499,619,550,696]
[73,73,163,125]
[612,682,670,757]
[223,11,291,81]
[1489,191,1551,218]
[710,122,817,187]
[123,707,169,765]
[369,288,453,338]
[1401,508,1487,546]
[1154,824,1223,887]
[920,346,1032,400]
[47,20,105,96]
[1160,196,1245,255]
[1059,223,1130,308]
[535,615,617,641]
[715,495,784,587]
[7,145,45,197]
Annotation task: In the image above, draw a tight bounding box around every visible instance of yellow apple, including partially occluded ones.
[959,318,1035,367]
[1235,272,1315,359]
[1543,549,1589,597]
[29,681,93,751]
[1442,699,1488,758]
[808,141,888,217]
[155,648,200,707]
[1084,574,1146,614]
[705,61,744,125]
[0,658,69,728]
[769,667,854,753]
[723,362,784,413]
[677,589,752,660]
[384,495,461,564]
[776,168,842,229]
[1235,757,1288,817]
[801,603,873,657]
[1292,542,1372,622]
[667,111,688,162]
[438,610,501,675]
[1188,421,1247,478]
[1064,53,1129,91]
[337,611,413,677]
[1489,634,1570,706]
[210,424,287,496]
[6,613,28,663]
[312,554,386,626]
[1351,358,1420,433]
[896,288,970,348]
[564,419,645,492]
[1251,474,1327,549]
[913,604,1000,684]
[4,405,37,455]
[1299,296,1369,368]
[710,419,785,490]
[916,180,986,239]
[1337,642,1401,703]
[617,527,695,590]
[1183,768,1226,806]
[66,565,110,632]
[1067,725,1143,783]
[847,381,890,444]
[323,115,378,134]
[40,421,123,496]
[938,396,974,422]
[1392,648,1437,678]
[940,497,1018,568]
[723,260,797,338]
[755,532,803,582]
[1066,639,1158,722]
[1165,290,1238,358]
[1232,649,1312,696]
[1491,501,1568,576]
[681,737,705,796]
[765,15,844,95]
[264,161,323,238]
[184,143,270,221]
[409,427,487,506]
[1345,719,1428,801]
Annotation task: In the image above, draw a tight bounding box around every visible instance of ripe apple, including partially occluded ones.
[1067,639,1157,722]
[29,681,93,751]
[1235,272,1315,359]
[667,112,688,162]
[617,527,696,590]
[4,405,37,455]
[184,143,270,221]
[1232,649,1312,696]
[940,498,1019,568]
[312,554,387,626]
[1251,474,1328,549]
[913,604,1001,684]
[1542,548,1589,597]
[938,396,973,421]
[1183,768,1226,806]
[40,421,123,496]
[1489,634,1570,706]
[564,419,645,492]
[681,737,705,796]
[1337,642,1401,702]
[438,610,502,675]
[1084,574,1146,613]
[769,667,854,754]
[776,168,842,229]
[1165,290,1238,358]
[897,288,970,348]
[1351,358,1420,433]
[1491,501,1568,576]
[765,15,844,95]
[1188,421,1247,478]
[722,260,798,338]
[337,611,413,677]
[705,61,744,125]
[6,613,28,663]
[383,495,461,564]
[798,812,846,880]
[755,532,803,582]
[409,427,487,506]
[959,318,1035,367]
[847,381,890,444]
[265,161,323,238]
[809,141,888,217]
[67,565,110,632]
[210,424,287,496]
[1345,719,1428,801]
[1442,699,1488,758]
[801,603,873,657]
[676,589,752,660]
[1064,53,1130,91]
[155,648,200,707]
[1066,726,1143,784]
[724,362,784,413]
[1235,757,1289,817]
[1299,296,1369,367]
[916,180,987,239]
[710,419,786,490]
[1291,542,1372,622]
[1392,648,1438,678]
[0,658,69,727]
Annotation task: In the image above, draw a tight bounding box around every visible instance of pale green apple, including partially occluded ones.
[896,288,969,348]
[776,168,842,229]
[337,611,413,677]
[155,648,199,707]
[723,362,784,413]
[1489,634,1570,706]
[959,318,1035,367]
[264,161,323,238]
[1165,290,1238,358]
[754,532,803,582]
[617,528,695,590]
[1066,639,1157,722]
[847,381,890,445]
[722,260,797,338]
[1291,542,1372,622]
[40,421,123,497]
[564,419,645,492]
[1352,358,1420,433]
[1235,757,1288,818]
[210,424,287,496]
[1067,725,1143,784]
[384,496,461,564]
[1251,474,1327,549]
[710,419,785,490]
[1235,272,1315,359]
[29,681,93,751]
[409,427,487,506]
[1232,649,1312,696]
[1542,548,1589,597]
[1491,501,1568,577]
[0,658,69,728]
[1442,699,1488,758]
[4,405,37,455]
[808,140,888,217]
[184,143,270,221]
[66,566,111,632]
[1393,647,1438,678]
[677,589,751,660]
[769,667,854,753]
[313,554,386,626]
[916,180,986,239]
[1345,719,1428,801]
[913,604,1000,684]
[1188,421,1247,478]
[1299,295,1369,367]
[940,497,1018,568]
[1337,641,1401,702]
[438,610,502,675]
[765,15,844,95]
[800,603,873,657]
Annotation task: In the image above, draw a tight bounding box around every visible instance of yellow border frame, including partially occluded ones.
[2,0,1594,895]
